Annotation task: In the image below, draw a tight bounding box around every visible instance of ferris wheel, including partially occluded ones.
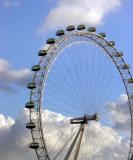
[25,24,133,160]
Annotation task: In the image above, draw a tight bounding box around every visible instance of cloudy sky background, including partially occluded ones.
[0,0,133,159]
[0,95,130,160]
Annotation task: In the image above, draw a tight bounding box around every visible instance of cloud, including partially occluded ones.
[0,104,130,160]
[0,58,32,93]
[0,113,14,128]
[39,0,122,32]
[0,109,35,160]
[42,110,129,159]
[106,94,131,131]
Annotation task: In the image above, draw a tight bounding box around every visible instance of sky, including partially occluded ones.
[0,0,133,160]
[0,0,133,117]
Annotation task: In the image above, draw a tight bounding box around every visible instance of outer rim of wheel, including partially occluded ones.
[26,27,133,160]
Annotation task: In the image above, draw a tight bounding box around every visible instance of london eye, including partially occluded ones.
[25,24,133,160]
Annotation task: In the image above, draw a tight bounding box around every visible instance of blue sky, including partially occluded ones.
[0,0,133,118]
[0,1,133,160]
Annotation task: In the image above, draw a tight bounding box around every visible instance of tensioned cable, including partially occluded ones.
[27,29,133,160]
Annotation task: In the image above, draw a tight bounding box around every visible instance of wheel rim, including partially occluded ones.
[26,28,133,160]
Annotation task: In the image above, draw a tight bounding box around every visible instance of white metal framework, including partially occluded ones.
[26,25,133,160]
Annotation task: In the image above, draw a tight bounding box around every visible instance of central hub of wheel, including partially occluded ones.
[70,113,99,124]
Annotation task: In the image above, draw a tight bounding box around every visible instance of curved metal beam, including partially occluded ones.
[28,29,133,160]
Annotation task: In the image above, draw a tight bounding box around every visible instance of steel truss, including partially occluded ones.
[26,26,133,160]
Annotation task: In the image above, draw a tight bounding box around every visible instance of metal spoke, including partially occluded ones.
[26,25,133,160]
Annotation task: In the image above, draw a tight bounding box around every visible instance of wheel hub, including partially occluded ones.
[70,113,99,124]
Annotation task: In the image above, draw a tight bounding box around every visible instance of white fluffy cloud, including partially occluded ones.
[42,109,129,159]
[0,113,14,128]
[0,109,35,160]
[40,0,122,32]
[0,96,130,160]
[106,94,131,131]
[0,58,32,92]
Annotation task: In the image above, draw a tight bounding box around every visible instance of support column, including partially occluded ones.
[64,124,84,160]
[73,124,85,160]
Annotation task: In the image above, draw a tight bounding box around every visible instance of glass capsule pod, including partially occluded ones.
[26,122,36,129]
[128,78,133,84]
[77,24,86,30]
[25,101,35,109]
[46,38,55,44]
[109,41,115,46]
[121,64,130,69]
[66,25,75,31]
[88,27,96,32]
[38,50,47,56]
[32,65,41,71]
[27,82,36,89]
[56,30,65,36]
[99,32,106,38]
[29,142,39,149]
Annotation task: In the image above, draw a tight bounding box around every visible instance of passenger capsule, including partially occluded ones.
[56,30,65,36]
[26,122,35,129]
[115,52,123,57]
[66,25,75,31]
[109,41,115,46]
[88,27,96,32]
[27,82,36,89]
[121,64,130,69]
[129,94,133,99]
[99,33,106,38]
[38,50,47,56]
[25,101,34,109]
[128,78,133,84]
[29,142,39,149]
[32,65,41,71]
[77,24,86,30]
[46,38,55,44]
